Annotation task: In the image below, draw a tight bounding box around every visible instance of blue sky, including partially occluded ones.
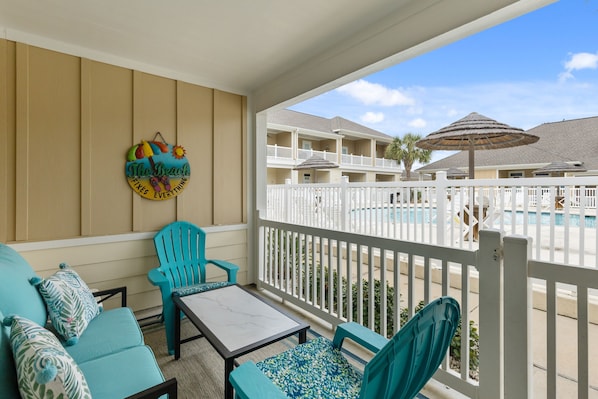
[290,1,598,163]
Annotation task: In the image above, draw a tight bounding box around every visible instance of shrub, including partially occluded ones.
[295,258,480,379]
[353,279,480,379]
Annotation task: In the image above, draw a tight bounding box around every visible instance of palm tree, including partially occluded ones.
[384,133,432,180]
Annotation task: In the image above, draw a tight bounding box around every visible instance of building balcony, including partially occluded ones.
[267,145,402,174]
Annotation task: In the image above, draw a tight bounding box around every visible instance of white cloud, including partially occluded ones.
[292,77,598,141]
[559,52,598,81]
[408,118,427,129]
[446,108,459,118]
[336,79,415,106]
[566,52,598,70]
[361,111,384,123]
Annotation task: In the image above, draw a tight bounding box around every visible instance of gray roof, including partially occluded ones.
[269,109,392,141]
[417,116,598,173]
[330,116,392,140]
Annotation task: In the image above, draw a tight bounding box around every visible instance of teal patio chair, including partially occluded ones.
[148,221,239,355]
[229,296,460,399]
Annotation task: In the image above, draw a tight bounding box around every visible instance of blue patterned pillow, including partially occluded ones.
[31,264,101,345]
[4,315,91,399]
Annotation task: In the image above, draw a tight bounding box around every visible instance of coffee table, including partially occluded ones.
[173,284,310,399]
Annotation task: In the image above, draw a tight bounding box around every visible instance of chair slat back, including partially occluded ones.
[360,296,460,399]
[153,221,208,288]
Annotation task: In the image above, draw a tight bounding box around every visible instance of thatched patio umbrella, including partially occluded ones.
[293,155,339,183]
[416,112,539,179]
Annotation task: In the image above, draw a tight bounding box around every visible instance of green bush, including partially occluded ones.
[300,265,479,378]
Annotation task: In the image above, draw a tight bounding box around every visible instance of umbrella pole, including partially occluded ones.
[468,142,475,179]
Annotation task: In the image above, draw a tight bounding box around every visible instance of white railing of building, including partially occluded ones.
[267,144,293,159]
[297,148,337,162]
[257,217,598,398]
[375,157,400,169]
[266,173,598,268]
[496,231,598,399]
[341,153,373,167]
[258,215,480,398]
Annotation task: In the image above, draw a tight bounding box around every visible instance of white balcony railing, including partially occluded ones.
[267,144,293,160]
[341,153,373,167]
[257,216,598,398]
[296,148,337,162]
[374,157,400,169]
[267,145,403,172]
[266,173,598,268]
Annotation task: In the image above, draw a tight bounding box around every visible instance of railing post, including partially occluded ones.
[477,229,504,399]
[503,234,532,399]
[435,171,448,246]
[256,211,265,288]
[284,178,291,223]
[341,176,349,231]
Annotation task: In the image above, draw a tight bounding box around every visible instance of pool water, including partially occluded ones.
[503,210,596,228]
[353,207,596,228]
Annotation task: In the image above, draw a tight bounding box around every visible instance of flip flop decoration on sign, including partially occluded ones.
[125,132,190,200]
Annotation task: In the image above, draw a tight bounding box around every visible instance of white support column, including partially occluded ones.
[370,139,376,167]
[503,234,533,399]
[477,229,504,399]
[292,129,299,160]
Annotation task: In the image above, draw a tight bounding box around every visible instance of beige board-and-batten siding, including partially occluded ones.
[9,226,248,314]
[0,38,247,243]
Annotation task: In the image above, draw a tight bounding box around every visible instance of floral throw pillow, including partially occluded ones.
[31,264,101,345]
[4,315,92,399]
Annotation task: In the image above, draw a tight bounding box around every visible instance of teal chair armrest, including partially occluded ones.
[332,322,389,354]
[229,362,288,399]
[147,268,170,290]
[207,259,239,283]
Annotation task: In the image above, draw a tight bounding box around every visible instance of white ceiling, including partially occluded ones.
[0,0,555,106]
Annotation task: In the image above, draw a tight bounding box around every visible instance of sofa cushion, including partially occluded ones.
[65,307,144,364]
[79,345,165,399]
[6,314,92,399]
[0,244,47,326]
[32,265,101,346]
[0,310,19,398]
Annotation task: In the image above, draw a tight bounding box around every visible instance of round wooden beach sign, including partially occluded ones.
[125,134,190,200]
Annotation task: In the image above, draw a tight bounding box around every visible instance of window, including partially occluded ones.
[302,141,312,150]
[342,146,349,155]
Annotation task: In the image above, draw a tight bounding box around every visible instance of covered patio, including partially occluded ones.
[0,1,573,398]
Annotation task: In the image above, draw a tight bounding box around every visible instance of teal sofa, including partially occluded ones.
[0,243,177,398]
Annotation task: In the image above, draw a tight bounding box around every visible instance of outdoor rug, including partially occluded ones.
[143,320,428,399]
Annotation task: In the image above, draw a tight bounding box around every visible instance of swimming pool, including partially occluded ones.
[353,207,597,228]
[503,210,596,228]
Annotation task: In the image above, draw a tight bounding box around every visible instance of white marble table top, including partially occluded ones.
[180,285,300,352]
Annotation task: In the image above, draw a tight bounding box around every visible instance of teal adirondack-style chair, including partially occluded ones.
[229,296,460,399]
[148,221,239,355]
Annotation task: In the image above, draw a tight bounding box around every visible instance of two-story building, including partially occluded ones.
[267,109,403,184]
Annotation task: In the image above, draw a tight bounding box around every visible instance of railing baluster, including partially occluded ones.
[578,286,589,399]
[368,246,375,329]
